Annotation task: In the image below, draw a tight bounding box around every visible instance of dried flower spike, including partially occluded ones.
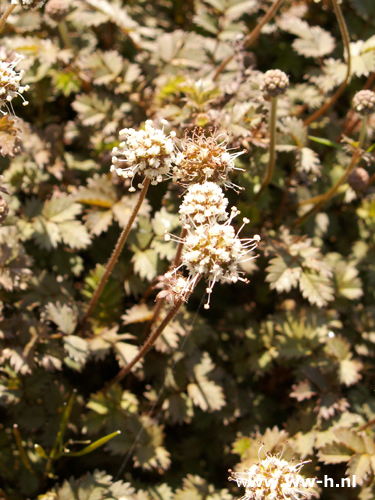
[111,120,181,192]
[175,129,245,191]
[179,182,229,226]
[352,90,375,116]
[229,444,316,500]
[11,0,46,8]
[261,69,289,98]
[0,55,29,113]
[348,167,369,191]
[166,208,260,309]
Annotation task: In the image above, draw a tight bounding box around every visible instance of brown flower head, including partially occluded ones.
[174,128,245,191]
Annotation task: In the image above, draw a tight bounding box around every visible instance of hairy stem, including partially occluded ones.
[0,4,15,33]
[103,298,184,393]
[254,96,278,202]
[77,179,150,331]
[213,0,284,81]
[143,226,188,338]
[304,0,351,126]
[293,117,367,227]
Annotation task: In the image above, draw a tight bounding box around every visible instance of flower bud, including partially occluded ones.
[352,90,375,116]
[348,167,369,191]
[261,69,289,98]
[45,0,70,21]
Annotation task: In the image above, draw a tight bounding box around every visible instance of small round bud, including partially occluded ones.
[45,0,70,21]
[0,197,9,226]
[261,69,289,98]
[348,167,369,191]
[352,90,375,116]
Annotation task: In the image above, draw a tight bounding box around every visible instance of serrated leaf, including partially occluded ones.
[63,335,89,364]
[334,429,366,454]
[42,195,82,223]
[59,220,91,249]
[187,353,225,412]
[279,16,335,57]
[290,380,316,401]
[226,0,258,20]
[265,256,302,293]
[44,302,77,335]
[132,249,158,281]
[193,11,220,34]
[339,358,363,386]
[350,36,375,77]
[122,304,154,325]
[162,393,194,424]
[72,94,112,126]
[299,147,321,175]
[347,453,372,485]
[114,341,142,370]
[2,347,31,375]
[335,262,363,300]
[299,270,334,307]
[318,443,354,464]
[84,209,113,236]
[82,50,124,86]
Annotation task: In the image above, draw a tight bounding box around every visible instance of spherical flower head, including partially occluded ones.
[348,167,369,191]
[229,446,316,500]
[179,182,229,225]
[174,129,245,191]
[178,209,260,308]
[11,0,46,8]
[0,55,29,113]
[261,70,289,98]
[352,90,375,116]
[111,120,180,191]
[45,0,70,21]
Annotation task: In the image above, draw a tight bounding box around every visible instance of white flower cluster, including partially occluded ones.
[229,446,316,500]
[167,185,260,308]
[11,0,46,9]
[0,55,29,113]
[179,182,228,225]
[111,120,182,191]
[110,121,259,308]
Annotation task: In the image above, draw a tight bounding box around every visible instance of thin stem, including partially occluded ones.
[254,96,278,202]
[13,425,35,476]
[293,117,367,227]
[103,299,184,393]
[212,0,284,82]
[274,166,297,225]
[77,179,150,331]
[0,4,16,33]
[304,0,351,126]
[58,21,73,49]
[143,226,188,339]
